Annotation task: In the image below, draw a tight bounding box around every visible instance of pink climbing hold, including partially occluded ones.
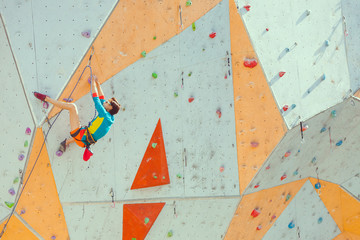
[8,188,15,196]
[188,97,194,103]
[279,72,286,77]
[280,174,287,181]
[244,5,251,11]
[251,208,261,218]
[251,141,259,148]
[219,166,224,172]
[209,32,216,38]
[81,31,91,38]
[243,58,258,68]
[265,165,271,170]
[284,151,291,158]
[25,127,31,135]
[216,109,222,118]
[43,102,49,109]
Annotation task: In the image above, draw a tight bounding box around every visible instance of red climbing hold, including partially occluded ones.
[216,109,222,118]
[266,28,269,32]
[281,174,287,181]
[254,184,259,189]
[131,119,170,189]
[282,105,289,111]
[209,32,216,38]
[284,151,291,158]
[123,203,165,240]
[244,5,251,11]
[188,97,195,103]
[256,225,262,230]
[251,208,261,217]
[243,58,258,68]
[279,72,286,77]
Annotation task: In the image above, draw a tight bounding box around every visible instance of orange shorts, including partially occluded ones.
[70,128,86,148]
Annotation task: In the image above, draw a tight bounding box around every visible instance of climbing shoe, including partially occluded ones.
[33,92,48,101]
[59,139,67,153]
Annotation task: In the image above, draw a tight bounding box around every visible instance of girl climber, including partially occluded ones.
[34,76,121,160]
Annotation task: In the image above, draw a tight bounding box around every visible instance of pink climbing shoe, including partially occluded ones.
[33,92,49,102]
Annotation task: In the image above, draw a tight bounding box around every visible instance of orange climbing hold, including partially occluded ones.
[123,203,165,240]
[131,118,170,189]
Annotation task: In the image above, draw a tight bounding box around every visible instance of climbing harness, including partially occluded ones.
[0,46,96,238]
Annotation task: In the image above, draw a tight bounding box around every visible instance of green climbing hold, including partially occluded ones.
[163,176,165,179]
[132,238,136,240]
[141,51,146,57]
[285,194,291,201]
[13,177,19,184]
[188,72,192,77]
[174,92,178,97]
[152,72,158,79]
[5,202,14,208]
[24,140,28,147]
[192,22,196,31]
[152,143,157,148]
[167,230,173,237]
[186,0,192,6]
[176,174,182,179]
[144,217,150,224]
[153,36,157,40]
[331,110,336,118]
[153,175,158,179]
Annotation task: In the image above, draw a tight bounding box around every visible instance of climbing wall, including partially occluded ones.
[1,0,360,239]
[0,17,35,223]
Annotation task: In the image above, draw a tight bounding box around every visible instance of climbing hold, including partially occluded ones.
[311,157,317,164]
[13,177,19,184]
[188,72,192,77]
[20,209,26,215]
[315,182,321,189]
[285,194,291,201]
[321,74,326,80]
[243,5,251,11]
[271,215,277,220]
[186,0,192,6]
[209,32,216,38]
[318,217,323,224]
[302,124,309,131]
[293,169,299,176]
[288,221,295,229]
[152,72,158,79]
[176,174,182,179]
[24,140,28,147]
[81,31,91,38]
[320,127,327,133]
[325,40,330,47]
[51,236,56,240]
[188,97,194,103]
[254,184,259,189]
[152,143,157,148]
[25,127,31,135]
[192,23,196,31]
[153,36,157,40]
[266,165,270,170]
[5,202,14,208]
[266,28,269,32]
[336,140,343,146]
[251,141,259,148]
[63,98,73,102]
[290,104,296,110]
[43,102,49,109]
[280,174,287,181]
[285,48,290,52]
[132,238,136,240]
[153,175,158,179]
[219,166,225,172]
[243,58,257,68]
[174,92,178,97]
[216,109,222,118]
[56,150,63,157]
[331,110,336,118]
[18,154,25,161]
[284,151,291,158]
[251,208,261,218]
[282,105,289,111]
[144,217,150,224]
[141,51,146,57]
[279,72,286,77]
[167,230,173,237]
[256,225,262,230]
[163,176,165,180]
[8,188,15,196]
[306,10,311,16]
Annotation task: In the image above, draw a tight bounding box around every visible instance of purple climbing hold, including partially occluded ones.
[25,127,31,135]
[56,150,63,157]
[51,236,56,240]
[18,154,25,161]
[8,188,15,196]
[81,31,91,38]
[43,102,49,109]
[63,98,73,102]
[20,209,26,215]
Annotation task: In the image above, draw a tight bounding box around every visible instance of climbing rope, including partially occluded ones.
[0,47,95,239]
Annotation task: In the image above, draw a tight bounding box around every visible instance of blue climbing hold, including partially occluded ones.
[318,217,323,224]
[288,221,295,229]
[315,182,321,189]
[311,157,317,164]
[320,127,326,133]
[290,104,296,110]
[331,110,336,118]
[293,169,299,176]
[336,140,343,146]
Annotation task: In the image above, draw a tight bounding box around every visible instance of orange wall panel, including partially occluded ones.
[0,215,38,240]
